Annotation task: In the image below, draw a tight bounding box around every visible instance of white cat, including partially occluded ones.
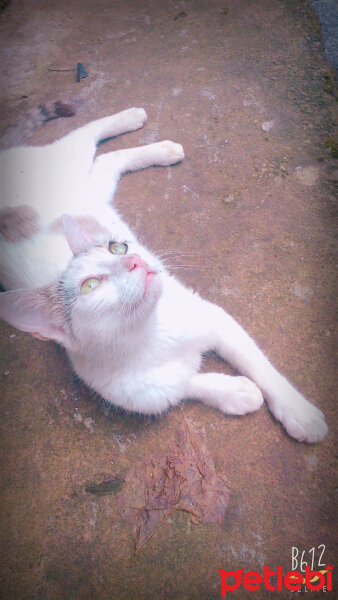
[0,107,328,443]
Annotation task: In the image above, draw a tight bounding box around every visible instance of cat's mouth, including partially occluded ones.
[145,269,157,285]
[139,268,162,306]
[125,253,159,294]
[140,268,160,301]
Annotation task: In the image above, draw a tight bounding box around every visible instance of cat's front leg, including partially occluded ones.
[185,373,263,415]
[102,140,185,173]
[89,141,184,204]
[198,300,328,442]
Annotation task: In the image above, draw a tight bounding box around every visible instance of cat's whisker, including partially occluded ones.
[153,248,204,260]
[167,265,212,270]
[157,251,203,259]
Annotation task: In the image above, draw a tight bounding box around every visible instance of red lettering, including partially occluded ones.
[242,570,262,591]
[219,563,332,595]
[284,571,303,591]
[304,566,325,591]
[219,569,243,597]
[263,565,276,591]
[277,565,283,590]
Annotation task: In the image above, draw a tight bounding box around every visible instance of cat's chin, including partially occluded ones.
[121,270,163,321]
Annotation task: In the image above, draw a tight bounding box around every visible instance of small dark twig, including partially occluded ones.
[47,67,76,72]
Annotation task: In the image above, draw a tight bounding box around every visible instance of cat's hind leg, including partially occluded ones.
[69,107,147,145]
[185,373,263,415]
[89,140,184,204]
[94,140,184,173]
[52,108,148,186]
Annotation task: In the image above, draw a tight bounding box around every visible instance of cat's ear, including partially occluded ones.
[62,214,95,255]
[0,288,69,346]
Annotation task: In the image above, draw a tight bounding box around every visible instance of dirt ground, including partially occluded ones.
[0,1,337,599]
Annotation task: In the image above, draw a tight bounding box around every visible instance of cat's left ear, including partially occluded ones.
[0,288,70,347]
[62,214,95,255]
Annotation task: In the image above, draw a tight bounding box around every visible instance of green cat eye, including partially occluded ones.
[109,241,128,255]
[80,277,101,295]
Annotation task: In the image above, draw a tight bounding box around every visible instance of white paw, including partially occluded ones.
[271,392,328,443]
[223,376,264,415]
[155,140,185,166]
[122,107,147,131]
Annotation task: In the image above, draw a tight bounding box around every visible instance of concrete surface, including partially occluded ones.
[0,1,337,599]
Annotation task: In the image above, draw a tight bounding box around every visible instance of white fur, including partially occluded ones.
[0,108,328,443]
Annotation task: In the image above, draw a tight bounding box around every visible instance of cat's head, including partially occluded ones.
[0,215,163,351]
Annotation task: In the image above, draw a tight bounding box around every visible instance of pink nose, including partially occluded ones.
[123,253,148,272]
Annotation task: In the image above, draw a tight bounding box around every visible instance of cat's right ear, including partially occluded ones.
[0,288,69,347]
[62,214,95,255]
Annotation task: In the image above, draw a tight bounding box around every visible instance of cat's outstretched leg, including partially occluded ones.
[185,373,263,415]
[94,140,184,173]
[51,109,148,181]
[89,140,184,204]
[196,300,328,442]
[57,107,147,154]
[84,108,147,143]
[69,107,147,144]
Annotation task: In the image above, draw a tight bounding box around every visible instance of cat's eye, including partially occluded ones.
[80,277,101,295]
[109,241,128,255]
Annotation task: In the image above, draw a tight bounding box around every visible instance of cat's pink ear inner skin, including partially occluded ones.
[62,214,95,255]
[0,289,68,346]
